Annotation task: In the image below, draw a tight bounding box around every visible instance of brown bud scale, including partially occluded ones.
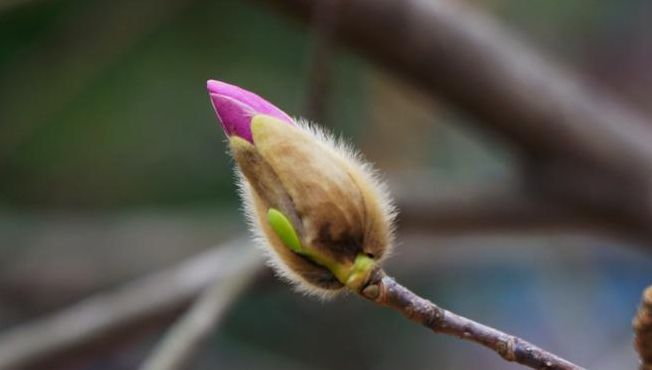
[232,117,396,298]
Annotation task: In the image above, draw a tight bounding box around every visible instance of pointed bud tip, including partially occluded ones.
[206,79,238,96]
[206,79,294,143]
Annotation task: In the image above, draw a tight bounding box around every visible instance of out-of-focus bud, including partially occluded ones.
[207,79,293,142]
[207,80,396,298]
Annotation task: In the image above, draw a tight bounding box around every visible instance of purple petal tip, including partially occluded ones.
[206,79,294,143]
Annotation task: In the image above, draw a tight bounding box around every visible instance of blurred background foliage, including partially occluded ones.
[0,0,367,209]
[1,0,651,369]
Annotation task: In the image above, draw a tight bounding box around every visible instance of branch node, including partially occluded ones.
[424,304,444,329]
[361,284,380,300]
[497,336,517,362]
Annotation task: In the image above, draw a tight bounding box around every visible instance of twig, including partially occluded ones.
[359,269,585,370]
[0,238,262,370]
[139,257,259,370]
[634,285,652,370]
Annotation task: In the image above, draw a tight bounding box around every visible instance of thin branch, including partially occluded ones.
[0,238,262,370]
[634,285,652,370]
[139,261,259,370]
[359,269,584,370]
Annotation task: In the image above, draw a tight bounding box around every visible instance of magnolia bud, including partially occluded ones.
[207,80,395,298]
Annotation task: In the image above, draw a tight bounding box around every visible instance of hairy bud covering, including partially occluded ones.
[207,80,396,298]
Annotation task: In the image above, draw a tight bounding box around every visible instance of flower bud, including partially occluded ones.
[207,79,293,142]
[208,81,396,298]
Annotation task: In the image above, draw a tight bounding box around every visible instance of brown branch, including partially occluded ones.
[139,261,259,370]
[634,285,652,370]
[0,238,263,370]
[359,269,584,370]
[257,0,652,238]
[524,159,652,244]
[393,179,614,234]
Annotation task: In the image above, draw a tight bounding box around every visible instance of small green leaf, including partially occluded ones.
[267,208,303,254]
[267,209,377,289]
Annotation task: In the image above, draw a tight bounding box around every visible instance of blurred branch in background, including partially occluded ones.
[0,211,241,315]
[0,239,262,370]
[393,176,615,236]
[634,286,652,370]
[257,0,652,245]
[139,252,259,370]
[303,0,340,124]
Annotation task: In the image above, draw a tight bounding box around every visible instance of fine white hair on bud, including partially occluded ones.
[232,117,397,299]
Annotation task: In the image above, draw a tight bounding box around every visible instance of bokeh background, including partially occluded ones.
[1,0,652,369]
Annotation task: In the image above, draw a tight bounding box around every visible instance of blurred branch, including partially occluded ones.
[634,285,652,370]
[360,269,584,370]
[257,0,652,242]
[139,257,259,370]
[0,238,262,370]
[525,159,652,243]
[394,181,609,234]
[303,0,340,123]
[390,175,652,246]
[0,210,240,314]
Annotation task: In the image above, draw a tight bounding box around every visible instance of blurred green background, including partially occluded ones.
[0,0,369,209]
[1,0,651,369]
